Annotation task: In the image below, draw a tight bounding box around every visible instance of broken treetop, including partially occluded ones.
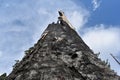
[7,11,120,80]
[58,10,75,30]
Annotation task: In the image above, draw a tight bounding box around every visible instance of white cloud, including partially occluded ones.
[32,0,89,43]
[66,10,89,30]
[92,0,101,11]
[82,24,120,75]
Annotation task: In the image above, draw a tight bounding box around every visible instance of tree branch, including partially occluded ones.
[110,53,120,65]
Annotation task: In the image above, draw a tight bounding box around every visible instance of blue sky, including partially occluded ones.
[0,0,120,75]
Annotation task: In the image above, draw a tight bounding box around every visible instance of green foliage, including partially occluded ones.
[0,73,7,80]
[24,47,34,55]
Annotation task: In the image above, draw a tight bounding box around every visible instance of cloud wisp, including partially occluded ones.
[92,0,102,11]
